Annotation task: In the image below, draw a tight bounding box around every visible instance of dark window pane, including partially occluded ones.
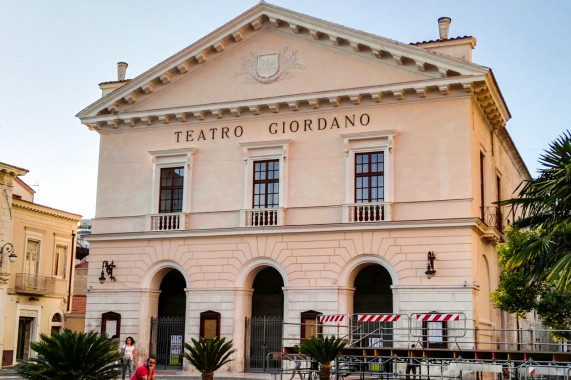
[355,152,384,203]
[253,159,280,208]
[159,167,184,213]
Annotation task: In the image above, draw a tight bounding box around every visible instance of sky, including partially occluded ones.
[0,1,568,219]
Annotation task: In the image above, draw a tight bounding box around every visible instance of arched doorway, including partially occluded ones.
[151,269,186,369]
[352,264,393,347]
[247,267,284,371]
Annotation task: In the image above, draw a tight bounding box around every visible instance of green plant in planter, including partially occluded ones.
[182,337,235,380]
[16,330,121,380]
[300,336,347,380]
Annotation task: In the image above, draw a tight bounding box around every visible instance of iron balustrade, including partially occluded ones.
[14,273,55,295]
[481,206,504,232]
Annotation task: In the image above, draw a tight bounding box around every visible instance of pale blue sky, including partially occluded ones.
[0,1,568,218]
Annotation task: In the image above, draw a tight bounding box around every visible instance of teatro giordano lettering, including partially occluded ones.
[173,112,370,142]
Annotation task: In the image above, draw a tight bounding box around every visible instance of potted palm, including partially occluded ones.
[16,330,122,380]
[300,336,347,380]
[183,337,235,380]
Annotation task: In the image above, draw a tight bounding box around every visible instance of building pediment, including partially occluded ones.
[76,2,508,132]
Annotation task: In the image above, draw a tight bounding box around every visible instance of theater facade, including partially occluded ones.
[77,3,529,372]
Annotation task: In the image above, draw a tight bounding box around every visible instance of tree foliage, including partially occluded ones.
[536,287,571,341]
[16,330,121,380]
[501,131,571,293]
[490,228,541,319]
[182,337,234,380]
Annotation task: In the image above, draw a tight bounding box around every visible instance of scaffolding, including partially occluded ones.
[271,313,571,380]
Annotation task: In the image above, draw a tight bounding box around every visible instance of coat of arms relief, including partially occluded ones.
[235,47,304,84]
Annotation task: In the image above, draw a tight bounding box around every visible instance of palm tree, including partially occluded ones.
[182,337,235,380]
[16,330,121,380]
[501,131,571,293]
[299,336,347,380]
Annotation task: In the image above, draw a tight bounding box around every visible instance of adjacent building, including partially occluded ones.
[0,163,81,367]
[76,3,529,372]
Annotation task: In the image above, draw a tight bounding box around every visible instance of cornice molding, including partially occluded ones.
[81,76,487,131]
[86,217,480,242]
[13,199,82,222]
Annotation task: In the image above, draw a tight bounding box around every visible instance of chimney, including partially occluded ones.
[117,62,128,81]
[438,17,451,40]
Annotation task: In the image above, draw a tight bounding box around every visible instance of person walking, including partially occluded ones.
[121,336,137,380]
[131,356,156,380]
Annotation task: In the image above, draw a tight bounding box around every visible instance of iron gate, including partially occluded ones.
[246,316,283,371]
[150,316,185,369]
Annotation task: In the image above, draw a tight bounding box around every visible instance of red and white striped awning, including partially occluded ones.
[415,314,460,321]
[358,314,401,322]
[319,314,346,323]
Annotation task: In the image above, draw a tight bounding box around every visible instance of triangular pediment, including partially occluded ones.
[77,2,508,131]
[126,29,431,112]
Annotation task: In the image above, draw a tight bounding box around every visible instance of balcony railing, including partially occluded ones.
[147,212,186,231]
[241,208,284,227]
[15,273,56,295]
[344,202,391,222]
[482,206,504,232]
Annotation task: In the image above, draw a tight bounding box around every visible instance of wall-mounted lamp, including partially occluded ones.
[425,251,436,279]
[0,242,18,264]
[99,260,116,284]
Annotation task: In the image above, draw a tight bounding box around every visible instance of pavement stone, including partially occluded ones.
[0,365,275,380]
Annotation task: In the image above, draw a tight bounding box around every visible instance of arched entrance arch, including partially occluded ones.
[237,259,287,372]
[339,255,398,348]
[143,261,189,370]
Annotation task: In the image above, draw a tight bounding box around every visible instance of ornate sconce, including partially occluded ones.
[99,260,116,284]
[425,251,436,279]
[0,242,18,264]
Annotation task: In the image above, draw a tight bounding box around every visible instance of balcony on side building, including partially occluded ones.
[241,208,285,227]
[147,212,186,231]
[344,202,392,223]
[481,206,505,233]
[15,273,56,296]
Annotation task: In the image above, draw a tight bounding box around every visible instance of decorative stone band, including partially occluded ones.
[357,314,401,323]
[319,314,346,323]
[415,313,460,321]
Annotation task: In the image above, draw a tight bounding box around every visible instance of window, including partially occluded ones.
[342,131,395,222]
[148,148,195,231]
[253,160,279,208]
[480,152,485,220]
[160,167,184,213]
[25,240,40,275]
[53,245,67,278]
[51,313,63,335]
[240,140,290,227]
[355,152,384,203]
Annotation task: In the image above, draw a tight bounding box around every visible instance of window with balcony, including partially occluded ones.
[342,131,395,223]
[354,152,384,221]
[25,240,40,276]
[148,148,196,231]
[240,140,290,227]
